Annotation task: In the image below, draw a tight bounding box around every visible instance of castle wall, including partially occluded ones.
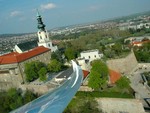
[107,52,138,74]
[0,50,51,92]
[0,63,23,91]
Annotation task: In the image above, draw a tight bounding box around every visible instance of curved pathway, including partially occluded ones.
[11,61,83,113]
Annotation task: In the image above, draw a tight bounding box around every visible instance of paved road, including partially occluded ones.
[10,61,83,113]
[129,64,150,108]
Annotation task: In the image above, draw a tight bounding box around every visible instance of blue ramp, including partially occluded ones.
[11,61,83,113]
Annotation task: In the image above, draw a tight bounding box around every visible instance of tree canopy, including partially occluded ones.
[116,76,130,89]
[51,50,63,62]
[112,43,122,56]
[38,67,47,81]
[24,61,47,82]
[134,42,150,63]
[48,59,62,72]
[88,60,108,90]
[0,88,38,113]
[24,62,38,82]
[64,47,76,61]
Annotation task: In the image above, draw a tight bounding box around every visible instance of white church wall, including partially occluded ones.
[14,45,23,53]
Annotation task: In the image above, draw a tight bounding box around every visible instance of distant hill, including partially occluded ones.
[1,10,150,36]
[50,10,150,30]
[0,33,35,38]
[111,10,150,22]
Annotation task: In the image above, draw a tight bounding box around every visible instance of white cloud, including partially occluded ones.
[40,3,56,11]
[19,17,26,21]
[10,11,21,17]
[89,5,101,11]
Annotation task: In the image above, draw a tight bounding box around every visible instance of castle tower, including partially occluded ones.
[37,10,57,52]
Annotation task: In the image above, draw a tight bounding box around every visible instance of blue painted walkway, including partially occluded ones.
[11,61,83,113]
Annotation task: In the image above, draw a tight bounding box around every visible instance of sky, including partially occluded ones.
[0,0,150,34]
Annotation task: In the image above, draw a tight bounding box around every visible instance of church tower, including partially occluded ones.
[37,11,57,52]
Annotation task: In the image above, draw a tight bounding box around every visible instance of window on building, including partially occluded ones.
[48,44,51,47]
[95,55,96,58]
[89,56,90,59]
[22,68,24,72]
[0,70,9,74]
[40,36,42,39]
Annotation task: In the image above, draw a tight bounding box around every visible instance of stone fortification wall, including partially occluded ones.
[20,83,56,94]
[0,50,51,92]
[79,86,93,92]
[0,63,22,91]
[96,98,145,113]
[107,52,138,74]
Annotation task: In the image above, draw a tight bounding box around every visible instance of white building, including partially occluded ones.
[119,22,150,31]
[77,49,103,70]
[37,11,58,52]
[124,36,150,44]
[77,58,91,71]
[14,11,58,53]
[80,49,103,62]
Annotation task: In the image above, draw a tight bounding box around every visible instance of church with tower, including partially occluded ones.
[37,11,57,52]
[14,11,57,53]
[0,12,57,91]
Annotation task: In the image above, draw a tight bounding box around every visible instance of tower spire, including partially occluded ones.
[36,9,40,17]
[36,11,58,52]
[36,10,46,31]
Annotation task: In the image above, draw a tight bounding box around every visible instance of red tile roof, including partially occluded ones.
[0,46,50,65]
[82,70,90,79]
[132,40,150,45]
[109,69,121,84]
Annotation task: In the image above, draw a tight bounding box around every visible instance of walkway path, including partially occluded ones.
[10,61,83,113]
[129,64,150,108]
